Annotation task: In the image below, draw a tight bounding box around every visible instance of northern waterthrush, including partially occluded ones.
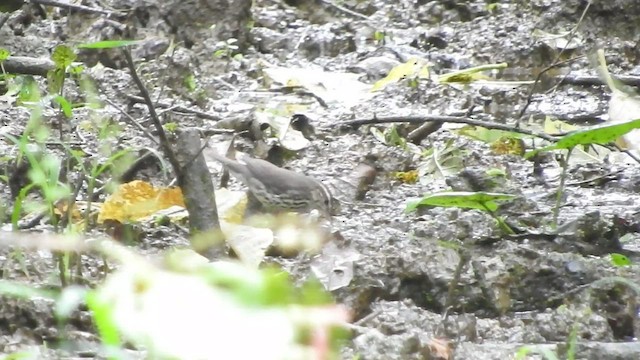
[212,152,336,216]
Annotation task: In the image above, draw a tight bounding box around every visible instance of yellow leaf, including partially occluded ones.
[392,170,419,184]
[98,180,185,223]
[371,58,429,92]
[437,63,507,84]
[544,117,577,134]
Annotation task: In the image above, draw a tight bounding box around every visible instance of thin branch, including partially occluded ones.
[557,74,640,88]
[0,13,10,31]
[104,97,159,145]
[30,0,123,17]
[614,144,640,164]
[318,0,370,20]
[518,1,591,119]
[333,115,559,142]
[122,48,181,177]
[126,94,221,121]
[518,56,585,119]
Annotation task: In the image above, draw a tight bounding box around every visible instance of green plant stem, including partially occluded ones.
[480,203,515,235]
[58,253,68,287]
[444,249,470,309]
[566,324,578,360]
[553,148,573,229]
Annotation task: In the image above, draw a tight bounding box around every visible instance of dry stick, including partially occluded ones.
[2,56,55,77]
[126,94,221,121]
[61,173,87,284]
[0,14,9,30]
[176,129,223,258]
[518,1,591,120]
[123,48,222,259]
[153,44,179,109]
[407,120,443,144]
[443,250,470,311]
[614,144,640,165]
[546,56,589,95]
[557,74,640,88]
[334,115,559,142]
[122,49,181,175]
[406,106,476,144]
[104,97,159,145]
[31,0,122,17]
[518,56,586,120]
[339,115,640,164]
[318,0,370,20]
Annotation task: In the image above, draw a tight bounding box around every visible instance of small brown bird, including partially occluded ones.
[212,152,335,216]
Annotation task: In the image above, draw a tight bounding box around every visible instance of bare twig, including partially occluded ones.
[518,1,591,119]
[126,94,221,121]
[122,49,181,175]
[2,56,55,76]
[333,115,559,142]
[318,0,371,21]
[0,14,10,31]
[104,97,159,145]
[614,144,640,165]
[444,250,470,310]
[30,0,123,17]
[556,74,640,88]
[518,56,585,119]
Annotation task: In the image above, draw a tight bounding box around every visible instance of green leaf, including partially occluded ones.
[77,40,142,49]
[438,63,508,84]
[16,76,41,104]
[56,286,88,319]
[46,68,65,94]
[86,290,121,347]
[457,126,523,143]
[515,345,560,360]
[369,127,387,145]
[385,125,406,148]
[526,118,640,158]
[486,168,506,177]
[0,48,10,61]
[486,3,498,12]
[202,262,289,306]
[44,184,71,203]
[261,269,295,306]
[51,45,76,69]
[0,279,56,299]
[406,191,515,212]
[163,122,178,133]
[544,117,578,134]
[566,325,578,360]
[298,279,333,306]
[28,166,47,186]
[68,64,85,75]
[436,240,462,250]
[1,351,37,360]
[184,74,196,92]
[610,253,631,267]
[31,120,49,142]
[52,95,73,118]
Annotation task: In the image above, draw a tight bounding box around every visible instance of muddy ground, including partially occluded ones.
[1,0,640,359]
